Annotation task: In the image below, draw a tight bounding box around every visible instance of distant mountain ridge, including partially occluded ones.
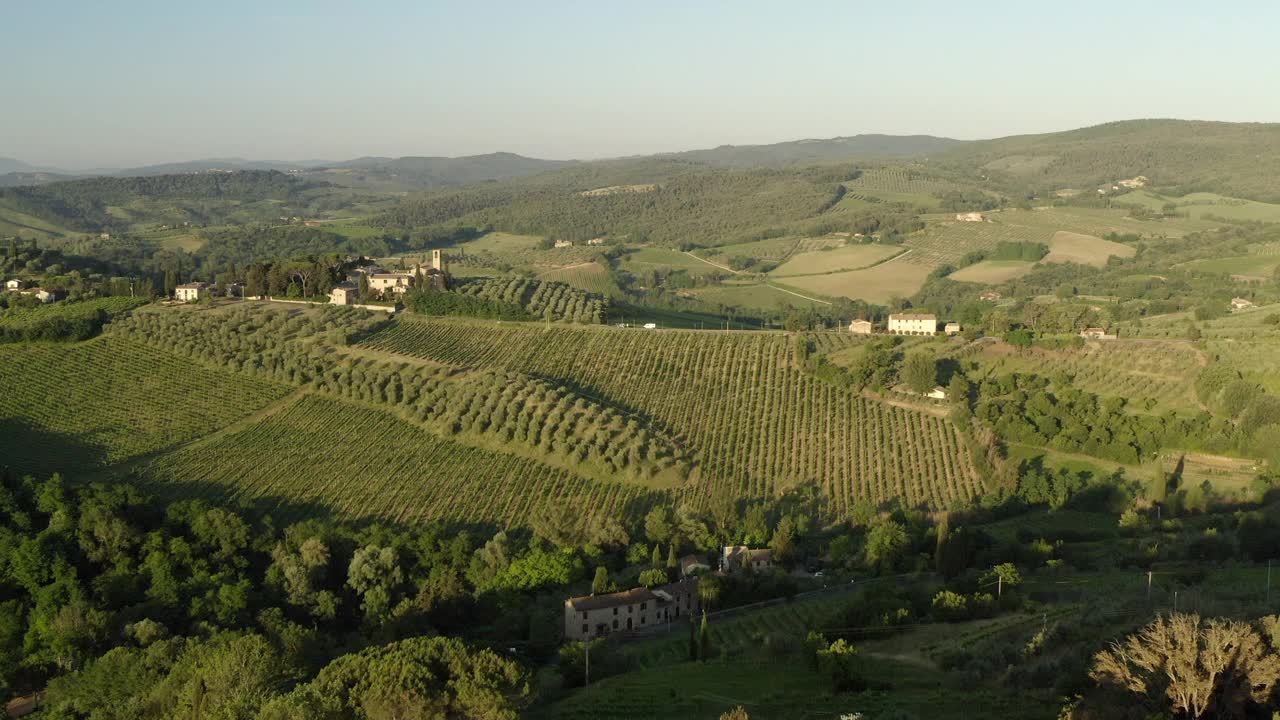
[657,133,965,167]
[304,152,577,190]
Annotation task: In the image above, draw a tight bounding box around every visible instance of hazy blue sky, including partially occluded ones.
[5,0,1279,169]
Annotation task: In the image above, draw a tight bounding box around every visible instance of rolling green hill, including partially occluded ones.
[658,133,964,167]
[937,119,1280,201]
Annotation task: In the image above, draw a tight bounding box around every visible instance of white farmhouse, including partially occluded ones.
[848,319,873,335]
[174,282,209,303]
[887,313,937,336]
[329,282,359,305]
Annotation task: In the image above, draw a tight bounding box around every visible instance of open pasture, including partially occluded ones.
[777,258,932,304]
[902,206,1205,269]
[684,281,827,310]
[769,243,902,277]
[622,247,725,276]
[1122,190,1280,223]
[948,259,1037,284]
[1042,231,1136,267]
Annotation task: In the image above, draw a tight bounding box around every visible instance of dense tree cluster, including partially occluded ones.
[0,171,333,233]
[0,470,547,715]
[974,372,1196,464]
[0,296,147,343]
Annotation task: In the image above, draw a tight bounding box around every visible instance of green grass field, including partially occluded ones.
[779,258,932,304]
[685,281,827,311]
[622,247,724,276]
[0,202,76,239]
[1181,254,1280,278]
[901,207,1209,269]
[1043,231,1137,267]
[1122,190,1280,223]
[948,259,1037,284]
[769,243,902,277]
[464,231,544,252]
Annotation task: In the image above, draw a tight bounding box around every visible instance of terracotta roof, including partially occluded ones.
[567,587,657,612]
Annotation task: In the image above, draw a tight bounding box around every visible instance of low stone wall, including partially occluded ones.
[244,297,398,314]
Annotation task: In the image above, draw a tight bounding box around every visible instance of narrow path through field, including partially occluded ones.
[762,282,833,306]
[84,388,312,481]
[536,261,597,277]
[683,250,740,274]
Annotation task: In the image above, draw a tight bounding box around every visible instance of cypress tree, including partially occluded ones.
[698,610,710,661]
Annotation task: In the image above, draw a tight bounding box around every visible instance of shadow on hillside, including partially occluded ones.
[0,417,108,479]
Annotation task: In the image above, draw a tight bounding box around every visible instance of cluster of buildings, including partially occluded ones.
[848,314,961,336]
[4,279,64,304]
[562,545,774,641]
[173,282,245,303]
[552,238,607,249]
[329,250,448,305]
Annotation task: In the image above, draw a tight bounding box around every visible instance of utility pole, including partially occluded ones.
[1174,590,1178,613]
[1147,570,1153,604]
[997,574,1003,599]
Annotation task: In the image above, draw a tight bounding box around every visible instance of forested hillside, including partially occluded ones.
[938,119,1280,201]
[0,171,335,233]
[661,134,964,167]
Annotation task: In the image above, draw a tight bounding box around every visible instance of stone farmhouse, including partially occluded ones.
[365,250,449,297]
[848,319,873,335]
[587,237,606,246]
[722,546,773,574]
[1231,297,1256,311]
[888,313,937,335]
[174,282,209,303]
[1079,327,1116,341]
[980,291,1003,302]
[329,282,359,305]
[955,212,986,222]
[563,578,699,641]
[20,288,64,304]
[554,240,574,248]
[944,322,962,335]
[680,554,711,578]
[5,279,29,290]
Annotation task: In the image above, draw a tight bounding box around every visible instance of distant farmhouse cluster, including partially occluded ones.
[173,281,244,304]
[4,279,64,304]
[848,313,961,336]
[562,545,774,641]
[329,250,449,306]
[329,250,448,304]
